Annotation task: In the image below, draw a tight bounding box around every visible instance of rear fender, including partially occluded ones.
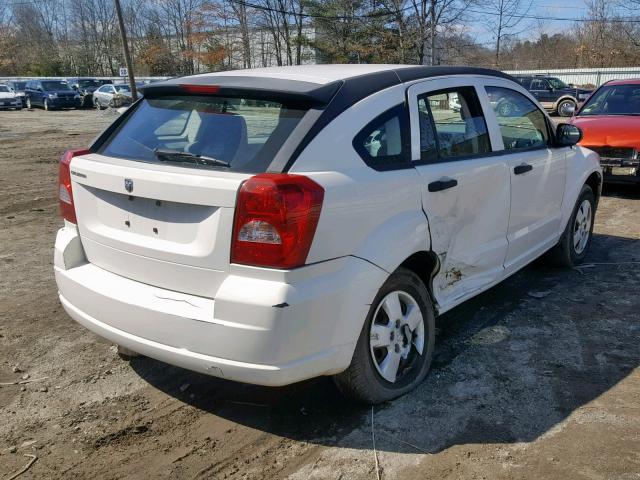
[353,209,431,280]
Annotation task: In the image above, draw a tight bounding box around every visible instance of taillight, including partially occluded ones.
[231,174,324,269]
[58,148,90,224]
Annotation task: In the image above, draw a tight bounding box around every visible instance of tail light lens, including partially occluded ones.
[58,148,90,224]
[231,174,324,269]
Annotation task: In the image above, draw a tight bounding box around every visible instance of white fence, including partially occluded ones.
[504,67,640,87]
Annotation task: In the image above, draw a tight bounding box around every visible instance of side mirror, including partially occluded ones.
[556,123,582,147]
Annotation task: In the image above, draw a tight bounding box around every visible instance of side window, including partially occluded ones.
[417,87,491,160]
[486,86,550,151]
[353,104,409,170]
[530,79,549,90]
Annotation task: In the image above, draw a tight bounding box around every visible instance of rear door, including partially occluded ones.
[407,77,511,311]
[480,79,566,271]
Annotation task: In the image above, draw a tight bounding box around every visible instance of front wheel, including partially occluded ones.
[546,184,595,267]
[26,98,31,109]
[43,98,50,111]
[334,268,435,404]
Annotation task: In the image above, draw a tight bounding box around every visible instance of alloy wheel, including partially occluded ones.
[558,100,575,117]
[573,199,592,254]
[369,290,425,383]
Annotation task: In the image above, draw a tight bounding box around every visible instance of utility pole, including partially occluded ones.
[114,0,138,101]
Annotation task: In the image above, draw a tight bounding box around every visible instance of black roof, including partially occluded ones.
[142,66,515,107]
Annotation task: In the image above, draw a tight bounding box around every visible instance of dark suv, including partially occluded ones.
[512,75,592,117]
[66,77,103,108]
[24,79,81,111]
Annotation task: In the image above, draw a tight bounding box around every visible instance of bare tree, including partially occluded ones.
[484,0,532,67]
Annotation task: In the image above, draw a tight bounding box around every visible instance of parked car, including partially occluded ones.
[512,75,592,117]
[0,83,23,110]
[5,80,27,106]
[25,79,81,110]
[67,77,103,108]
[54,65,602,404]
[92,83,134,109]
[570,79,640,185]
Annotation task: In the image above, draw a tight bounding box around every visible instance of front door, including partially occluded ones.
[407,77,511,312]
[481,81,566,271]
[529,78,555,111]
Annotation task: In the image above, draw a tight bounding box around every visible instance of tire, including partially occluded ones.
[26,98,31,109]
[44,99,49,111]
[557,99,576,117]
[546,184,595,267]
[334,268,436,404]
[94,98,102,110]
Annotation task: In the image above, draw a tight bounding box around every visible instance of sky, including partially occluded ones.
[468,0,595,46]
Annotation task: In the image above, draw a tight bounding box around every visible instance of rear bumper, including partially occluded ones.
[54,224,386,386]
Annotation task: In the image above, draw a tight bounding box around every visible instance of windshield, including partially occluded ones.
[12,82,26,90]
[41,81,71,91]
[100,95,308,172]
[0,85,10,93]
[78,79,100,88]
[548,78,569,90]
[579,84,640,116]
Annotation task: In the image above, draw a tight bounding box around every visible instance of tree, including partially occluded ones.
[484,0,532,68]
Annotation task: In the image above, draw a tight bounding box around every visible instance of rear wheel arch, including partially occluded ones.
[396,250,440,313]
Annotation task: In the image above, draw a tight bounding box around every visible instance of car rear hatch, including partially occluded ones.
[68,80,340,298]
[71,154,248,298]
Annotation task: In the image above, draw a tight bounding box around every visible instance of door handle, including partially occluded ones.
[514,164,533,175]
[428,178,458,192]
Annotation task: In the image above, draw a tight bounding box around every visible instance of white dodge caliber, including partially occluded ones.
[54,65,602,403]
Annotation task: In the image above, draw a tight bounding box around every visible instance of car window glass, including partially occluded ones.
[530,79,549,90]
[548,78,568,89]
[0,85,9,93]
[353,104,408,169]
[580,84,640,116]
[486,86,549,150]
[101,95,308,173]
[41,81,71,91]
[417,87,491,160]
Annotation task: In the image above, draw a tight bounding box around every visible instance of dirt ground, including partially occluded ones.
[1,108,639,480]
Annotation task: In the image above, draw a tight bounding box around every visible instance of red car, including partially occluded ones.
[570,79,640,185]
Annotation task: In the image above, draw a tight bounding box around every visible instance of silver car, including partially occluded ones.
[0,84,23,110]
[92,84,134,109]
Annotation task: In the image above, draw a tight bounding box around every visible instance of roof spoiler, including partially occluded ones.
[141,76,343,108]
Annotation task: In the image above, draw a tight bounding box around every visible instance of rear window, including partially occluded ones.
[100,95,308,173]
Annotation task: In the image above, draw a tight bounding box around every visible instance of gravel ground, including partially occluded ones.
[1,108,639,479]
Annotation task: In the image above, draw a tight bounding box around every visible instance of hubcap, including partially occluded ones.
[499,102,513,116]
[559,101,574,116]
[573,199,592,254]
[369,290,425,383]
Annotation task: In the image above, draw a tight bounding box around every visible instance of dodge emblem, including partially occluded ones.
[124,178,134,193]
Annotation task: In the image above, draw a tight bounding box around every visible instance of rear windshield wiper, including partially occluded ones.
[154,148,230,168]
